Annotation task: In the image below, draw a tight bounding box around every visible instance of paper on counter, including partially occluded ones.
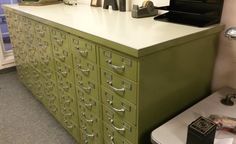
[214,138,234,144]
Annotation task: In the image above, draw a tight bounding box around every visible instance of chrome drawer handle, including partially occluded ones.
[106,81,125,94]
[39,31,45,37]
[85,133,94,138]
[64,120,74,129]
[107,100,125,113]
[110,119,125,132]
[61,71,68,77]
[79,82,91,93]
[78,65,90,75]
[49,105,57,112]
[84,103,93,109]
[106,59,125,72]
[78,50,88,57]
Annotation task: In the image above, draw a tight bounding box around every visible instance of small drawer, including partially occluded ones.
[62,119,79,141]
[55,60,74,81]
[80,128,102,144]
[58,86,77,111]
[53,45,73,66]
[99,47,138,81]
[74,57,98,82]
[76,86,98,101]
[56,72,75,95]
[78,91,100,116]
[41,67,57,82]
[44,79,57,94]
[79,115,101,133]
[47,102,61,120]
[71,35,97,63]
[75,73,98,99]
[102,87,136,125]
[101,69,137,105]
[61,107,78,124]
[51,28,69,50]
[35,22,50,41]
[103,112,137,143]
[103,123,133,144]
[79,108,100,124]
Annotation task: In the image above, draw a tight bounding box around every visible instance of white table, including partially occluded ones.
[151,87,236,144]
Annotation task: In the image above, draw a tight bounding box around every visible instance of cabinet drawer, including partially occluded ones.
[103,112,137,143]
[101,69,137,105]
[35,22,50,41]
[71,35,97,63]
[53,45,73,66]
[104,123,133,144]
[79,115,101,133]
[74,57,98,82]
[75,73,98,99]
[44,79,57,94]
[56,72,75,95]
[76,86,99,101]
[99,47,138,81]
[78,92,100,116]
[41,67,56,82]
[80,128,102,144]
[55,60,74,81]
[51,28,69,50]
[102,87,136,125]
[58,86,77,111]
[62,120,79,141]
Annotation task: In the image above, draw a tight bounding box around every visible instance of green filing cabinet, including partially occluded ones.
[3,6,223,144]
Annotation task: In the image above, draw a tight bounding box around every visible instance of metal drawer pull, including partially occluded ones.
[64,120,74,129]
[84,103,93,109]
[106,81,125,94]
[111,123,125,132]
[78,65,90,75]
[49,105,57,112]
[107,100,125,113]
[106,59,125,72]
[78,50,88,57]
[59,56,66,62]
[61,71,68,77]
[85,133,94,138]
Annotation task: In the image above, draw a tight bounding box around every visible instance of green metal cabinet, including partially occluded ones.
[4,7,223,144]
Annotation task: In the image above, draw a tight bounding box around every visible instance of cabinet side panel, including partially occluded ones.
[138,34,219,143]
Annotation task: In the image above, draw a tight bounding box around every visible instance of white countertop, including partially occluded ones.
[3,4,223,56]
[151,87,236,144]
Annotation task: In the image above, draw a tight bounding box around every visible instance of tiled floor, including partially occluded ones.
[0,71,77,144]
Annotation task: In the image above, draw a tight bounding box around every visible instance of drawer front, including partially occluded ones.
[74,57,98,82]
[78,92,100,116]
[62,120,79,141]
[103,123,133,144]
[71,35,97,63]
[55,60,74,81]
[76,86,99,101]
[56,72,75,95]
[41,67,57,82]
[79,115,101,133]
[35,22,50,41]
[44,79,57,94]
[75,73,98,99]
[102,87,136,125]
[80,128,102,144]
[101,69,137,105]
[58,87,77,112]
[51,28,69,50]
[99,47,138,81]
[53,44,73,66]
[103,112,136,143]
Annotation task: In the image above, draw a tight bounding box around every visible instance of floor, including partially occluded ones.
[0,71,77,144]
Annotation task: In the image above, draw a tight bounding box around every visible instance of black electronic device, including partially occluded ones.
[186,117,217,144]
[154,0,224,27]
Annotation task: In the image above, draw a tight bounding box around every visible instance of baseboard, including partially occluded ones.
[0,66,16,74]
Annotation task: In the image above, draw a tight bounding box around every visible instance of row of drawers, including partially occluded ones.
[7,11,139,144]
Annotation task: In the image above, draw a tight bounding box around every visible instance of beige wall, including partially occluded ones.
[212,0,236,91]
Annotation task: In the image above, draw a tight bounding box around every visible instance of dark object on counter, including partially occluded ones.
[154,0,224,27]
[186,116,217,144]
[119,0,126,11]
[19,0,62,6]
[103,0,118,10]
[132,0,158,18]
[221,93,236,106]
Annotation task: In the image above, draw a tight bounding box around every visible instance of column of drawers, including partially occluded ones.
[71,35,103,144]
[99,47,138,144]
[50,28,79,141]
